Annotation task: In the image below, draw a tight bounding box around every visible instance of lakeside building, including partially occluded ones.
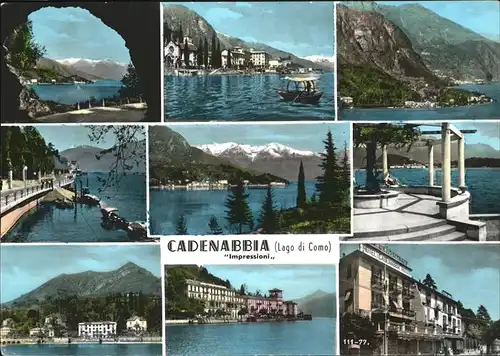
[165,36,198,67]
[184,280,298,318]
[126,316,147,331]
[340,244,464,355]
[221,47,249,68]
[0,319,13,337]
[185,279,246,319]
[78,321,117,338]
[250,49,270,68]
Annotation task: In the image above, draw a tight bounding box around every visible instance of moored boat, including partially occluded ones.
[276,76,323,104]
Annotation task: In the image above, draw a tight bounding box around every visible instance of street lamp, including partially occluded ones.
[23,166,28,188]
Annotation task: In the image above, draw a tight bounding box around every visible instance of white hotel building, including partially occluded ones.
[340,244,464,355]
[185,279,246,319]
[78,321,117,339]
[250,50,270,68]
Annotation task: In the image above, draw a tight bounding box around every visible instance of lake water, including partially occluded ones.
[30,80,123,104]
[149,181,316,235]
[164,73,335,121]
[3,173,147,243]
[355,168,500,214]
[166,318,336,356]
[340,82,500,121]
[1,343,162,355]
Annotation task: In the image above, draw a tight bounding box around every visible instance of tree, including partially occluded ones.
[481,320,500,354]
[227,50,232,69]
[176,215,188,235]
[315,130,345,209]
[239,284,247,295]
[340,313,380,353]
[87,125,146,192]
[224,182,253,234]
[183,39,190,67]
[258,186,278,233]
[476,305,492,324]
[210,32,217,68]
[422,274,437,289]
[208,216,223,235]
[215,40,221,68]
[197,39,204,67]
[203,38,209,68]
[353,123,420,192]
[296,161,306,208]
[119,63,143,99]
[178,25,183,45]
[341,141,350,188]
[5,20,46,72]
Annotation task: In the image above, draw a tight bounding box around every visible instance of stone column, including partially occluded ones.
[458,136,465,189]
[441,123,451,202]
[428,144,434,186]
[38,170,42,182]
[382,144,388,179]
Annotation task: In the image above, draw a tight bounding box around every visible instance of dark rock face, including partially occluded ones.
[336,4,436,83]
[1,2,161,123]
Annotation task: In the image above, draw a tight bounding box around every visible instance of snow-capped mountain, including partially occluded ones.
[300,55,335,64]
[195,142,319,161]
[195,142,323,181]
[55,58,127,80]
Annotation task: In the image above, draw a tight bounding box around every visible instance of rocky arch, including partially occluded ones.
[1,2,161,122]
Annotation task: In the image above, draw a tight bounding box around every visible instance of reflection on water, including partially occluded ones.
[166,317,336,356]
[165,73,335,121]
[3,173,146,242]
[30,80,123,104]
[149,181,316,235]
[355,168,500,214]
[341,82,500,121]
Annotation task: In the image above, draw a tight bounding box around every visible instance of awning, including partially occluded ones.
[344,291,352,302]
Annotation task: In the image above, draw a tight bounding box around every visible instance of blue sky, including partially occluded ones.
[201,265,336,300]
[28,7,131,63]
[377,1,500,39]
[341,244,500,320]
[163,2,335,57]
[419,122,500,150]
[35,125,145,151]
[0,245,160,303]
[166,123,350,152]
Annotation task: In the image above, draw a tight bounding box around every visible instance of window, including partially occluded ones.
[346,264,352,278]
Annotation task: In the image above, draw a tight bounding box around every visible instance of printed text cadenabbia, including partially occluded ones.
[167,239,270,252]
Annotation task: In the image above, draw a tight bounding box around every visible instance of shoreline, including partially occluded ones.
[342,99,494,110]
[1,341,162,347]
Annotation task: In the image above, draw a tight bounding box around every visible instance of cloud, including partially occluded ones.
[470,122,500,140]
[205,7,243,22]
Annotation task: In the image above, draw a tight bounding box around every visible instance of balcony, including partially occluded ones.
[402,309,416,318]
[389,285,401,296]
[371,301,385,311]
[371,277,385,291]
[402,289,414,299]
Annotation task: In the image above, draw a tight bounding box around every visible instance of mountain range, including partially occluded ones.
[55,58,127,81]
[294,290,336,318]
[194,142,325,181]
[341,1,500,81]
[163,4,334,71]
[3,262,161,307]
[149,126,289,184]
[32,58,126,82]
[353,142,500,168]
[60,140,146,173]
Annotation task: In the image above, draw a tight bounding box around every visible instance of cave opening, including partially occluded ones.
[1,2,161,123]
